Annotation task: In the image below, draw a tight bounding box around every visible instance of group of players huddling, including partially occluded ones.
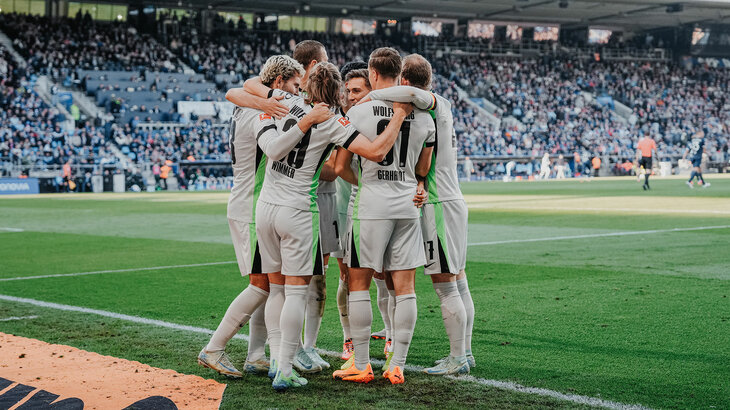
[195,40,475,391]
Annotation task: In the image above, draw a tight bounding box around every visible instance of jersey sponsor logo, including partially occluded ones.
[337,117,351,127]
[271,160,296,178]
[259,113,272,121]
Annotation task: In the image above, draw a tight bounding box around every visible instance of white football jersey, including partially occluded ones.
[346,98,435,219]
[227,106,267,223]
[258,90,360,212]
[367,86,462,203]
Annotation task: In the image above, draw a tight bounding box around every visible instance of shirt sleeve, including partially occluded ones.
[328,116,360,149]
[367,86,437,111]
[254,112,305,159]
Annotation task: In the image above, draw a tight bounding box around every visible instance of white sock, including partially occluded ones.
[457,277,474,353]
[387,289,396,346]
[433,282,466,358]
[264,283,284,364]
[374,278,391,339]
[247,304,267,361]
[277,284,309,377]
[303,275,326,349]
[337,278,351,340]
[206,285,268,352]
[390,294,417,370]
[348,290,372,370]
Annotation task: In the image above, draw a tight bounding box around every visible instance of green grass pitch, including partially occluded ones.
[1,177,728,409]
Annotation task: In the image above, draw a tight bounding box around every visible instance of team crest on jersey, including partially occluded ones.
[338,117,351,127]
[259,113,272,121]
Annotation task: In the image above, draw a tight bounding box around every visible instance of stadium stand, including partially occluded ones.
[1,11,728,189]
[1,44,119,179]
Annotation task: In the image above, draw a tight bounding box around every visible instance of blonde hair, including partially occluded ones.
[304,62,343,109]
[259,55,305,87]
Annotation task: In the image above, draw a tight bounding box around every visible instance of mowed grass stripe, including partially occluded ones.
[467,225,730,246]
[2,225,727,282]
[0,231,234,279]
[0,294,649,410]
[0,261,237,282]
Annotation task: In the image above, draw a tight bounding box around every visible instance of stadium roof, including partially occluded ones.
[197,0,730,30]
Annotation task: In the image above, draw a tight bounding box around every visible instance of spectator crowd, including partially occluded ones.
[1,12,728,186]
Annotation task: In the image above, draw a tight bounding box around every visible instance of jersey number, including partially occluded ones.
[376,119,410,167]
[282,118,310,169]
[425,240,435,261]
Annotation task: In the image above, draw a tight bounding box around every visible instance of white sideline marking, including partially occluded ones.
[0,227,24,232]
[468,225,730,247]
[467,204,730,215]
[0,261,237,282]
[0,315,38,322]
[0,294,649,410]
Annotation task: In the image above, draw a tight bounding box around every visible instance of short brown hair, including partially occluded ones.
[345,68,371,89]
[293,40,325,67]
[368,47,402,79]
[401,54,432,90]
[305,62,342,109]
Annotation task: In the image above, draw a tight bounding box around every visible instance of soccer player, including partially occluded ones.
[366,53,474,375]
[245,61,414,391]
[198,55,330,379]
[684,128,711,188]
[333,48,436,385]
[335,67,396,365]
[636,133,657,190]
[332,61,369,361]
[230,40,333,373]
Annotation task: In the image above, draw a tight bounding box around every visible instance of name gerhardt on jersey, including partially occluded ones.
[227,106,266,223]
[257,90,360,212]
[347,99,435,220]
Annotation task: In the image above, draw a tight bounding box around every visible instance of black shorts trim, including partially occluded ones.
[313,239,324,275]
[349,226,360,268]
[437,237,451,274]
[252,242,262,274]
